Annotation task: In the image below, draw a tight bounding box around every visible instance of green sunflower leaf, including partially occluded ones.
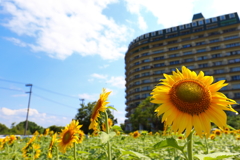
[107,106,117,111]
[153,137,184,151]
[195,152,239,160]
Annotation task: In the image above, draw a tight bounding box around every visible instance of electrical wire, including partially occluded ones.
[32,93,78,110]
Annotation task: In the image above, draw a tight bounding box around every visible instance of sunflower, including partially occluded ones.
[22,136,36,158]
[236,135,240,140]
[33,144,41,159]
[102,118,113,132]
[48,133,57,159]
[58,120,81,153]
[209,134,216,140]
[132,131,140,138]
[44,128,50,136]
[8,135,17,145]
[213,129,221,136]
[151,66,237,137]
[89,88,111,130]
[78,130,85,143]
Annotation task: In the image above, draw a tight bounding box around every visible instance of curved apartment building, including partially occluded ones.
[124,12,240,131]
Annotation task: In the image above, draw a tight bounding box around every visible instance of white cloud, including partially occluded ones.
[99,64,110,69]
[138,15,147,30]
[0,107,72,128]
[11,94,27,97]
[91,73,108,79]
[90,73,125,88]
[1,0,131,60]
[4,37,27,47]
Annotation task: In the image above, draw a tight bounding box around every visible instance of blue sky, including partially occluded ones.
[0,0,240,128]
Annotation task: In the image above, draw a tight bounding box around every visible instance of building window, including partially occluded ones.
[142,93,151,98]
[169,47,178,51]
[179,25,184,30]
[169,60,180,65]
[209,39,219,43]
[181,30,191,35]
[214,69,225,74]
[134,74,140,78]
[134,68,139,72]
[199,63,208,68]
[183,51,193,55]
[134,81,140,85]
[141,52,149,56]
[142,86,151,91]
[224,35,238,40]
[220,86,227,91]
[182,37,191,41]
[142,79,151,83]
[215,77,226,81]
[213,61,222,66]
[142,65,150,70]
[229,13,235,18]
[192,22,197,27]
[169,53,179,58]
[152,43,163,47]
[212,53,221,58]
[183,44,192,48]
[234,93,240,98]
[223,28,236,33]
[145,33,149,38]
[230,67,240,72]
[134,95,140,99]
[198,56,208,60]
[154,70,165,74]
[142,59,150,63]
[151,32,156,36]
[229,58,240,63]
[187,65,195,69]
[220,15,226,20]
[197,48,206,53]
[205,19,211,24]
[153,50,164,54]
[226,50,240,56]
[211,46,220,50]
[134,55,139,59]
[226,43,240,48]
[198,20,204,25]
[212,17,217,22]
[196,41,205,46]
[166,28,171,33]
[142,72,150,76]
[154,63,165,67]
[172,27,177,32]
[184,58,194,62]
[232,75,240,81]
[134,88,140,92]
[232,84,240,89]
[134,62,140,65]
[185,24,191,28]
[158,30,163,34]
[168,40,178,44]
[167,34,178,38]
[153,56,164,60]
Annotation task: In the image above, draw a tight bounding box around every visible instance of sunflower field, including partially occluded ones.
[1,66,240,159]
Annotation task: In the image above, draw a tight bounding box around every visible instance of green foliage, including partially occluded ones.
[75,102,117,134]
[227,115,240,129]
[129,97,164,131]
[0,123,9,134]
[48,125,64,133]
[14,121,44,134]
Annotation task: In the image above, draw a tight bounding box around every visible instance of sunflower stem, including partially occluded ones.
[74,142,77,160]
[204,135,209,154]
[187,130,194,160]
[104,111,112,160]
[56,146,59,160]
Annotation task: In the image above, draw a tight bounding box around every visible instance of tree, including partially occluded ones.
[0,123,9,134]
[14,121,44,134]
[75,102,117,134]
[129,97,164,132]
[48,125,64,133]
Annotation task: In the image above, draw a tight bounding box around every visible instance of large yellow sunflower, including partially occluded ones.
[151,66,237,137]
[58,120,81,153]
[89,88,111,130]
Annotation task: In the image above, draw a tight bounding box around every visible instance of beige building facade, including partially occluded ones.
[124,12,240,131]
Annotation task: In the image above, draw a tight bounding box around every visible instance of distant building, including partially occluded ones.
[124,12,240,131]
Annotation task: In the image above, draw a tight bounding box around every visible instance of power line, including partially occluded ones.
[0,86,25,92]
[0,78,26,85]
[32,93,78,110]
[34,85,78,99]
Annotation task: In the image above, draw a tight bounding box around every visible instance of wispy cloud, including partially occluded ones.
[90,73,125,88]
[1,0,131,60]
[78,93,98,101]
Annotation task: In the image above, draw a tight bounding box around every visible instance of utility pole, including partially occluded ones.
[24,84,32,135]
[79,99,84,107]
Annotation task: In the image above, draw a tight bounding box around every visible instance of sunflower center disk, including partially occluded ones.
[170,80,211,115]
[63,131,72,144]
